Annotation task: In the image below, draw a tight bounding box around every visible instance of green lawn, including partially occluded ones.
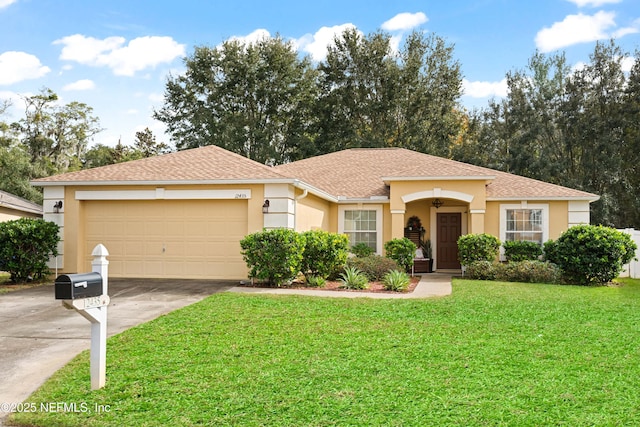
[10,279,640,426]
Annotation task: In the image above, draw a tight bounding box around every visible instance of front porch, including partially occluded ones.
[389,189,486,272]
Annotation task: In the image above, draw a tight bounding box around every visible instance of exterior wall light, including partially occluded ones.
[432,198,443,209]
[262,199,270,214]
[54,200,63,213]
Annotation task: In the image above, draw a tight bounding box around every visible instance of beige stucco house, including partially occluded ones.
[32,146,599,280]
[0,190,43,222]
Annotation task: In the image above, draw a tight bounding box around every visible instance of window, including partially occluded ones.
[500,204,549,246]
[339,206,382,253]
[505,209,543,244]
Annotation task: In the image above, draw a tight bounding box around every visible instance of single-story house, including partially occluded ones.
[0,190,43,222]
[32,146,599,279]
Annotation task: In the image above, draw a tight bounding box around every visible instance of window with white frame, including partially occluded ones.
[500,204,548,245]
[339,206,382,253]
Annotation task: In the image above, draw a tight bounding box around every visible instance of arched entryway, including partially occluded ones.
[401,189,472,272]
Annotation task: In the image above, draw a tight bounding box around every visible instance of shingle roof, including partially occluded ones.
[32,145,598,201]
[0,190,43,215]
[33,145,289,183]
[275,148,598,200]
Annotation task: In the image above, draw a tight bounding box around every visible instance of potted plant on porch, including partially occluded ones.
[421,239,434,273]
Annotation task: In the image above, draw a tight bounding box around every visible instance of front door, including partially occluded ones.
[437,212,462,269]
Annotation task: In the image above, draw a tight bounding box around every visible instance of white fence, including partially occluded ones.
[619,228,640,279]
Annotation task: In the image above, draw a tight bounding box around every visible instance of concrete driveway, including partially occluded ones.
[0,278,233,423]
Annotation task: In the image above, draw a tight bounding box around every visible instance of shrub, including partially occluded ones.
[382,270,411,292]
[495,261,562,284]
[240,229,305,286]
[350,242,374,258]
[465,261,497,280]
[0,218,60,283]
[305,275,326,288]
[339,266,369,290]
[545,225,637,286]
[503,240,542,262]
[347,255,399,281]
[458,233,501,265]
[384,238,417,272]
[300,230,349,279]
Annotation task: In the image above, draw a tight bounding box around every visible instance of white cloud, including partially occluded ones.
[228,28,271,45]
[621,56,636,73]
[535,11,638,52]
[462,78,508,98]
[566,0,621,7]
[381,12,428,31]
[0,0,17,9]
[0,51,50,85]
[53,34,186,76]
[294,23,358,62]
[63,79,95,91]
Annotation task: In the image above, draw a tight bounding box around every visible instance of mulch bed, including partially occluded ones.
[242,276,420,294]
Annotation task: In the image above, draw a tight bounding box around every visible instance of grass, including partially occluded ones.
[10,278,640,426]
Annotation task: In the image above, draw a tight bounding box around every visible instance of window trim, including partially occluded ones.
[500,203,549,257]
[338,205,383,255]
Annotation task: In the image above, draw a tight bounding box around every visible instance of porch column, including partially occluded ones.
[469,209,485,234]
[391,209,406,240]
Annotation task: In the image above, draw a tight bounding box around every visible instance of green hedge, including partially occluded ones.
[503,240,542,262]
[0,218,60,283]
[458,233,501,265]
[384,238,416,272]
[545,225,637,286]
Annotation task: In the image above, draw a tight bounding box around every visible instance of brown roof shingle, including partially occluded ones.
[34,145,288,183]
[33,145,598,201]
[275,148,598,200]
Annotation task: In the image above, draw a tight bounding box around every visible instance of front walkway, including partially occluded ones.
[228,273,453,299]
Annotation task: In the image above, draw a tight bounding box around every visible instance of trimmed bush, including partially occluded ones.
[350,242,374,258]
[0,218,60,283]
[347,255,399,281]
[240,229,305,286]
[465,261,497,280]
[495,261,562,284]
[339,266,369,290]
[545,225,637,286]
[382,270,411,292]
[384,238,417,272]
[503,240,543,262]
[300,230,349,279]
[457,233,501,265]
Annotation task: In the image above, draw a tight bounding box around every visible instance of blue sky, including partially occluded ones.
[1,0,639,149]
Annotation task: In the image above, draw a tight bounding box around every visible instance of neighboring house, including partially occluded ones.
[32,146,599,280]
[0,190,43,222]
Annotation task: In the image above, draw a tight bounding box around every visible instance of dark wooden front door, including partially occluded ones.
[437,213,462,269]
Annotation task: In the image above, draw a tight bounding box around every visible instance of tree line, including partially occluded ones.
[1,28,639,227]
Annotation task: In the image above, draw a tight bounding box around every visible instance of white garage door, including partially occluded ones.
[83,199,248,279]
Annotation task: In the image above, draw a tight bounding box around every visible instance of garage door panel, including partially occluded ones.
[83,199,248,279]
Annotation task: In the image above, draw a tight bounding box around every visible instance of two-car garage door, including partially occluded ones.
[83,199,248,279]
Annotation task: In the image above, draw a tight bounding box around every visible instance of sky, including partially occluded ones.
[1,0,639,149]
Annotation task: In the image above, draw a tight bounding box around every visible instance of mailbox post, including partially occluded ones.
[55,244,110,390]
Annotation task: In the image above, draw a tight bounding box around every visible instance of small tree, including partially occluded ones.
[457,233,500,265]
[0,218,60,283]
[384,238,417,272]
[545,225,637,286]
[240,229,305,286]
